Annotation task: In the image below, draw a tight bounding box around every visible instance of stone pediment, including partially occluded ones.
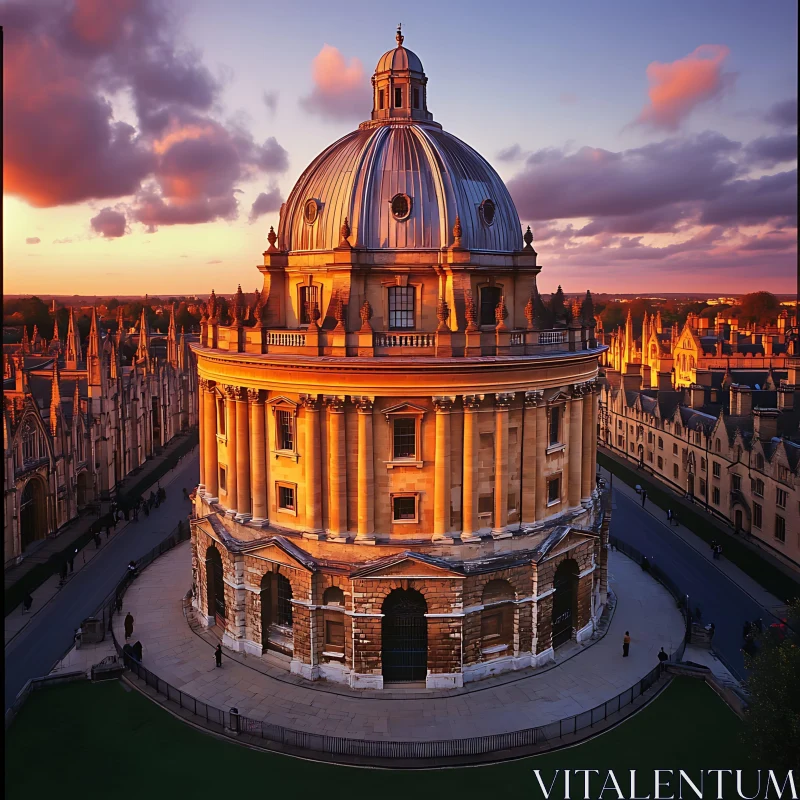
[381,402,428,419]
[534,525,597,563]
[246,537,318,572]
[351,552,464,579]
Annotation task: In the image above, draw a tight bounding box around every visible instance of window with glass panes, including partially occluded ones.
[278,484,295,511]
[480,286,502,326]
[276,410,294,451]
[388,286,415,330]
[392,495,417,521]
[299,285,318,325]
[775,515,786,542]
[392,417,416,459]
[753,502,762,528]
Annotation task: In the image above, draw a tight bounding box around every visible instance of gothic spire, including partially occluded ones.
[65,307,82,369]
[136,305,150,364]
[50,359,62,435]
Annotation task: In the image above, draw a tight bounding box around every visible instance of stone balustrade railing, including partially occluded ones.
[203,324,597,357]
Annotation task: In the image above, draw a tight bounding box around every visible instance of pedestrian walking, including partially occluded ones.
[623,631,631,657]
[59,561,68,585]
[124,612,134,640]
[144,504,150,517]
[666,508,673,524]
[215,644,223,668]
[716,544,723,560]
[115,594,123,613]
[105,523,111,540]
[182,487,188,501]
[673,512,679,527]
[657,646,669,664]
[641,489,647,508]
[132,641,143,662]
[94,532,101,549]
[22,592,33,614]
[68,550,76,573]
[158,486,166,503]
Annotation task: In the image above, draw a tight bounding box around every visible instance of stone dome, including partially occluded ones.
[277,29,523,254]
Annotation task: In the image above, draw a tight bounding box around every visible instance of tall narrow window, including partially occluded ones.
[479,286,502,326]
[217,398,226,436]
[388,286,415,330]
[413,87,420,108]
[299,285,319,325]
[547,476,561,504]
[549,406,561,446]
[278,483,295,512]
[276,410,294,451]
[393,418,416,459]
[394,87,402,108]
[379,89,385,109]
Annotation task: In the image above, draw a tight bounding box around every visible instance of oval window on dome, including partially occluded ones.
[480,199,496,226]
[304,199,319,225]
[390,193,412,221]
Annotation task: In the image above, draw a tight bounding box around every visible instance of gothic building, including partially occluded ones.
[3,305,198,567]
[599,355,800,571]
[601,308,796,389]
[191,31,608,689]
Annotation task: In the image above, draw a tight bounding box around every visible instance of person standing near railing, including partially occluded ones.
[623,631,631,657]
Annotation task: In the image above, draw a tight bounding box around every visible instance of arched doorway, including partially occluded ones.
[205,546,225,626]
[734,509,743,531]
[260,572,294,655]
[20,478,47,551]
[686,473,694,498]
[552,559,579,648]
[76,471,89,509]
[381,588,427,683]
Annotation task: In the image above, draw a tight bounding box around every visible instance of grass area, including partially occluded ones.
[599,450,800,604]
[6,678,751,799]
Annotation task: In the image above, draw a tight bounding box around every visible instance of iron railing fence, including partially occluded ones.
[108,526,682,761]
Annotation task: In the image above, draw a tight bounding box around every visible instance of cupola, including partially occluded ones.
[369,25,433,125]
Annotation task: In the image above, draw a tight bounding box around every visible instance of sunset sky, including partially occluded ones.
[3,0,797,296]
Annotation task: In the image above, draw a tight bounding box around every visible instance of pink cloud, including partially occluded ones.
[299,44,371,121]
[90,207,127,238]
[634,45,735,130]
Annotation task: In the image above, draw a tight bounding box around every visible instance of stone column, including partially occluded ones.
[535,402,547,521]
[198,379,206,489]
[326,397,347,541]
[568,389,583,509]
[303,395,323,538]
[249,390,267,524]
[521,391,541,525]
[355,397,375,543]
[492,393,512,538]
[581,385,593,502]
[224,386,238,514]
[591,386,599,493]
[235,388,251,520]
[461,395,481,542]
[433,397,452,541]
[203,381,218,500]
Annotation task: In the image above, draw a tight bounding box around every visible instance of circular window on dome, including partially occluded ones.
[304,199,319,225]
[390,193,412,221]
[480,199,496,226]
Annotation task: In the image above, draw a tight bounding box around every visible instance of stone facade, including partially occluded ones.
[189,32,609,689]
[600,354,800,571]
[3,306,198,567]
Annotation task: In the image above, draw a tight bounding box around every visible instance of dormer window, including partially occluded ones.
[390,193,411,220]
[480,199,496,226]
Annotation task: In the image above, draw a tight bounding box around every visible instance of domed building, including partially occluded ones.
[191,29,609,689]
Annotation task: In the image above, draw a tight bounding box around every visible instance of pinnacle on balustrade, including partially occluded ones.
[523,225,534,250]
[436,296,450,331]
[333,291,347,331]
[452,214,463,248]
[524,292,535,330]
[495,294,509,328]
[339,216,351,246]
[464,290,478,332]
[359,298,373,332]
[267,226,278,251]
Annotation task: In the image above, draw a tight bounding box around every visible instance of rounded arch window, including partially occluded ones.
[480,198,496,226]
[390,193,412,220]
[323,586,345,606]
[303,198,319,225]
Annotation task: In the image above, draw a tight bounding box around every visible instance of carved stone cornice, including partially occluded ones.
[198,378,213,392]
[432,396,454,413]
[222,384,238,400]
[233,386,249,402]
[462,394,483,411]
[495,392,514,409]
[247,388,263,404]
[524,389,544,408]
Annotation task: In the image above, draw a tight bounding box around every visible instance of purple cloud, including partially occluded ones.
[744,134,797,168]
[299,45,371,121]
[249,188,283,222]
[764,98,797,129]
[90,207,128,238]
[262,91,278,115]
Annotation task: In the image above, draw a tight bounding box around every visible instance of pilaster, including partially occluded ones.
[492,393,513,538]
[461,395,482,542]
[432,396,453,541]
[302,395,323,537]
[354,397,375,543]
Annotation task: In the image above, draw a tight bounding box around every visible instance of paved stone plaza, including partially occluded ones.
[114,542,684,741]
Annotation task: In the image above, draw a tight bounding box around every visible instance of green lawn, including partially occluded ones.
[6,678,751,798]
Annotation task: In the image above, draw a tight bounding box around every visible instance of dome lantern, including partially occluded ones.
[369,25,433,124]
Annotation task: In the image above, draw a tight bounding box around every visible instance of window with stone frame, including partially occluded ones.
[672,443,678,455]
[276,409,294,451]
[219,465,227,492]
[547,475,561,505]
[549,405,561,446]
[22,420,42,464]
[699,478,706,496]
[701,457,706,471]
[777,488,788,509]
[775,515,786,543]
[480,579,514,657]
[754,453,764,470]
[478,493,494,516]
[732,474,742,492]
[712,461,721,478]
[299,285,319,325]
[712,486,720,505]
[392,417,416,459]
[379,89,385,109]
[394,87,402,107]
[479,286,502,326]
[754,478,764,497]
[658,437,663,450]
[673,464,679,479]
[657,456,663,469]
[277,482,296,514]
[753,502,762,529]
[392,493,418,522]
[322,586,345,654]
[388,286,415,330]
[217,397,226,437]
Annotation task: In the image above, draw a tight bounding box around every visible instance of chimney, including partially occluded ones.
[698,316,709,332]
[696,369,712,387]
[730,384,752,416]
[689,383,705,408]
[728,320,738,345]
[657,371,673,391]
[622,363,643,393]
[763,334,773,357]
[777,387,794,411]
[752,408,779,441]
